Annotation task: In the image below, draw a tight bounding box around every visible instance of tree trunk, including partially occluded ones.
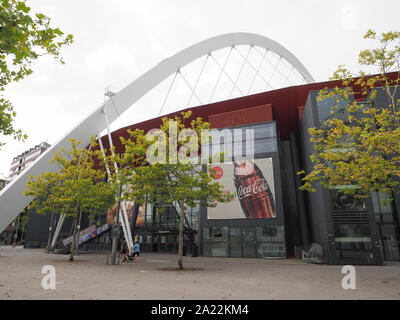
[110,184,122,265]
[178,200,185,270]
[69,206,80,261]
[75,207,82,256]
[46,213,55,253]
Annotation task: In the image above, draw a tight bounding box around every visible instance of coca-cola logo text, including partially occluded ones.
[237,178,268,200]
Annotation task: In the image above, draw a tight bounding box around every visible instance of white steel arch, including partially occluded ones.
[0,32,314,232]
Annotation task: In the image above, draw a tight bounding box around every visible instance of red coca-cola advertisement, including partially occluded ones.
[208,158,276,219]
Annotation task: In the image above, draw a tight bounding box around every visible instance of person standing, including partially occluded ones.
[134,241,141,262]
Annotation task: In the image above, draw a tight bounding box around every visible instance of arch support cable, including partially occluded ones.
[247,48,268,94]
[253,46,292,86]
[283,65,294,86]
[234,46,273,90]
[209,46,243,102]
[209,47,234,103]
[187,54,210,107]
[159,71,179,116]
[228,45,253,99]
[178,69,202,105]
[265,56,282,91]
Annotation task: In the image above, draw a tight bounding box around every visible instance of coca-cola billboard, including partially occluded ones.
[208,158,276,219]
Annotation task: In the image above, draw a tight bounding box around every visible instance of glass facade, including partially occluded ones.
[203,226,285,258]
[329,189,374,263]
[256,226,285,258]
[202,121,285,259]
[203,226,229,257]
[207,121,278,161]
[85,230,112,252]
[139,198,199,231]
[314,92,400,264]
[326,184,400,263]
[135,199,200,254]
[330,189,365,212]
[316,92,350,123]
[372,192,400,261]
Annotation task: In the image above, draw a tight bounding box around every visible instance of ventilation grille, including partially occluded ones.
[331,212,369,224]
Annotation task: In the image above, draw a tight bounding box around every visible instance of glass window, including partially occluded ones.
[372,191,395,224]
[206,123,278,164]
[371,192,393,214]
[256,226,285,241]
[229,228,242,257]
[242,227,255,241]
[334,224,371,242]
[316,93,349,123]
[378,224,400,260]
[330,189,366,212]
[203,227,228,257]
[204,227,228,241]
[254,138,278,154]
[192,201,200,213]
[251,123,276,139]
[334,223,373,262]
[242,227,256,257]
[255,226,286,258]
[381,214,394,223]
[145,202,152,223]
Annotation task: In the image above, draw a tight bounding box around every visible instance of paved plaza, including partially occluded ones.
[0,245,399,300]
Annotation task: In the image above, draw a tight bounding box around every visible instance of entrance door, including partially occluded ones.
[330,189,376,264]
[229,228,242,257]
[378,224,400,260]
[242,227,256,257]
[372,192,400,261]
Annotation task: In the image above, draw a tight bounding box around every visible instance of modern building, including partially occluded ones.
[0,224,14,245]
[3,143,50,246]
[0,179,13,244]
[0,179,8,190]
[8,142,50,179]
[3,32,396,265]
[299,86,400,265]
[23,73,400,265]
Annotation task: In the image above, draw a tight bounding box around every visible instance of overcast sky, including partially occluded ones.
[1,0,400,178]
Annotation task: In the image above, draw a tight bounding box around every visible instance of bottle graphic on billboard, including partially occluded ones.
[233,160,276,218]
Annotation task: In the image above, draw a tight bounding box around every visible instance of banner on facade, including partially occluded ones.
[62,223,110,246]
[208,158,276,219]
[106,201,134,225]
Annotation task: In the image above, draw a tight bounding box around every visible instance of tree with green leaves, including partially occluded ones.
[10,210,27,244]
[115,111,235,269]
[0,0,73,148]
[25,138,115,261]
[299,30,400,200]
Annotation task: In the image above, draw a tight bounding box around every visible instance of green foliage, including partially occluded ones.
[116,111,235,209]
[24,138,115,219]
[0,0,73,148]
[111,111,235,269]
[300,30,400,199]
[13,212,28,232]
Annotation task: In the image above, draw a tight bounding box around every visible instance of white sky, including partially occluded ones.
[1,0,400,178]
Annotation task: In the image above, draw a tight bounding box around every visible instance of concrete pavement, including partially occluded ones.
[0,245,399,300]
